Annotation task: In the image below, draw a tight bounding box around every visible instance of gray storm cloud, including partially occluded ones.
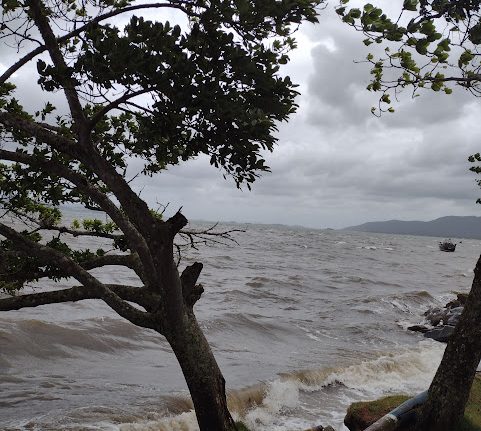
[2,3,480,228]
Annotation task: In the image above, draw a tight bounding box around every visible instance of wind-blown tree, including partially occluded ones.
[0,1,320,430]
[336,1,481,430]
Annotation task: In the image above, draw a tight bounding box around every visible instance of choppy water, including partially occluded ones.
[1,214,479,431]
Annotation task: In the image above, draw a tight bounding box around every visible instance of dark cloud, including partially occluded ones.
[1,2,480,229]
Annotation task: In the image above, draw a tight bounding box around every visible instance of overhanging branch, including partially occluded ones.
[0,148,156,288]
[0,3,202,85]
[0,284,160,319]
[0,220,156,329]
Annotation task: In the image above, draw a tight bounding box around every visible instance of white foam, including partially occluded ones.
[119,411,199,431]
[323,341,445,396]
[113,342,445,431]
[243,380,302,430]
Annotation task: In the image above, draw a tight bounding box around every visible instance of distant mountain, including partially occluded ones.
[343,216,481,239]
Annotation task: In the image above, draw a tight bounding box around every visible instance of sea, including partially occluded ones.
[1,212,479,431]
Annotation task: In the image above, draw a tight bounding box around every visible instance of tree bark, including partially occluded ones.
[166,311,237,431]
[415,254,481,431]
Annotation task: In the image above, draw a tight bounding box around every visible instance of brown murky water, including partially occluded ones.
[1,212,478,430]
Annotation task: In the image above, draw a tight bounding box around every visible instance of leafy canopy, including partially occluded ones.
[337,1,481,201]
[336,0,481,115]
[0,0,321,292]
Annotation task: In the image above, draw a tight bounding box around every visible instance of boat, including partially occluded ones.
[439,239,456,252]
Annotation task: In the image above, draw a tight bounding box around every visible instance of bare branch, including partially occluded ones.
[0,285,98,310]
[178,224,244,249]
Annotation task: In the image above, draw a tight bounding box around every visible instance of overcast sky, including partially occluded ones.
[2,2,481,229]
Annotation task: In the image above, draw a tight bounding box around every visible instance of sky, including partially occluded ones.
[1,2,481,229]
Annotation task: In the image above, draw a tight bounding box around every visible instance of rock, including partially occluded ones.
[304,426,335,431]
[424,306,450,326]
[424,325,455,343]
[344,395,410,431]
[424,305,464,327]
[408,325,430,334]
[446,292,469,309]
[446,307,463,326]
[410,294,467,344]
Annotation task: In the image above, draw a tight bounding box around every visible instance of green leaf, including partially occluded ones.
[468,23,481,44]
[403,0,418,11]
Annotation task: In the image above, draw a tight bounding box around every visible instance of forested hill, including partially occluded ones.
[342,216,481,239]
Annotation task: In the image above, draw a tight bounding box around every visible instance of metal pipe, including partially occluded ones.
[363,391,428,431]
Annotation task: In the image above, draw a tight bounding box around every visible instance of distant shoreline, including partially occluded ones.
[342,216,481,240]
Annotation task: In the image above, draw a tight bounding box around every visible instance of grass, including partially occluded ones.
[345,375,481,431]
[458,374,481,431]
[235,421,251,431]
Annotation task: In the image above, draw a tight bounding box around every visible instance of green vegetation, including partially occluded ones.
[336,1,481,116]
[461,374,481,431]
[339,2,481,430]
[0,1,321,430]
[345,375,481,431]
[345,395,410,431]
[234,422,251,431]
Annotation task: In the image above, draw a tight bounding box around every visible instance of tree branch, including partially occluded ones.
[0,111,156,249]
[0,148,156,288]
[0,2,201,85]
[0,222,158,329]
[181,262,204,307]
[28,0,87,129]
[0,285,98,310]
[0,111,77,151]
[167,210,188,236]
[1,248,146,290]
[0,283,160,315]
[89,87,157,128]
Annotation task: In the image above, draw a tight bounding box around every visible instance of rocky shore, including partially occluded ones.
[408,292,468,342]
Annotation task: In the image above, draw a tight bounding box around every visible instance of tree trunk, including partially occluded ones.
[165,311,237,431]
[415,254,481,431]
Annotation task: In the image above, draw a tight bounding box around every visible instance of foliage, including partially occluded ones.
[0,0,321,293]
[337,1,481,204]
[336,0,481,115]
[0,2,322,429]
[234,422,251,431]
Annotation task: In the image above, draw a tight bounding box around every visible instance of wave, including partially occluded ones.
[0,317,159,359]
[6,341,445,431]
[241,341,444,430]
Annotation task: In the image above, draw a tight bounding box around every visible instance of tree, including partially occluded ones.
[336,1,481,430]
[336,0,481,115]
[0,1,320,430]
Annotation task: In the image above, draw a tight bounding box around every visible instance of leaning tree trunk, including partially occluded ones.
[415,254,481,431]
[157,229,237,431]
[166,310,237,431]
